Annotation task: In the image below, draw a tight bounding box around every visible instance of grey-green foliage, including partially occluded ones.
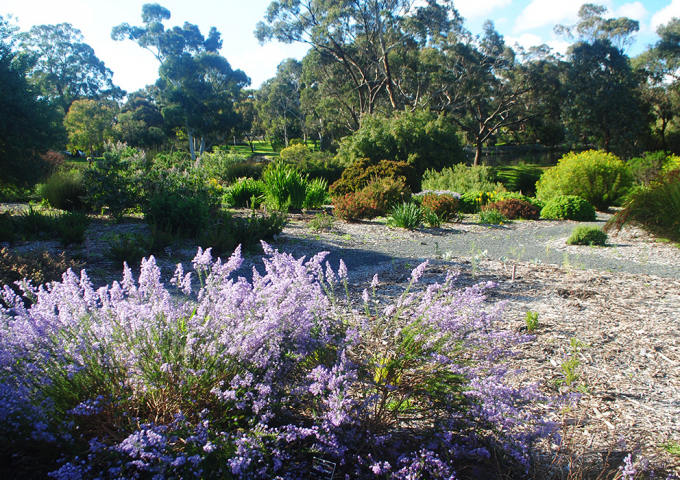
[567,225,608,246]
[422,164,506,194]
[37,169,87,211]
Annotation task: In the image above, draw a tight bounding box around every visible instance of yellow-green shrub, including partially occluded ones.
[536,150,633,210]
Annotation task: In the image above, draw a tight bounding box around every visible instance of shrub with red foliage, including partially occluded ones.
[484,198,541,220]
[420,194,459,220]
[333,177,410,221]
[41,150,66,173]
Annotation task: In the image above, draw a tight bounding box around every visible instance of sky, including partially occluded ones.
[1,0,679,95]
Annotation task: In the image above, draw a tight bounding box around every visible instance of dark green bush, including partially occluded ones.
[540,195,596,221]
[330,158,418,197]
[336,110,465,175]
[0,212,14,243]
[146,192,212,239]
[567,226,608,246]
[106,234,147,266]
[536,150,633,210]
[199,210,287,257]
[422,164,506,195]
[37,170,87,211]
[56,211,91,246]
[83,142,148,219]
[605,169,680,242]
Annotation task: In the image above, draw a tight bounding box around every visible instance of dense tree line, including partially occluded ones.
[4,2,680,185]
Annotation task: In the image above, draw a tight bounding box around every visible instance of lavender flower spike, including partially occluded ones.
[338,260,348,280]
[410,260,429,283]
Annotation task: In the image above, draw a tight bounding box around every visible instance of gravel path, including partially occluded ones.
[275,213,680,281]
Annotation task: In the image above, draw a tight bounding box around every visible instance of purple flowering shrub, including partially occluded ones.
[0,243,556,479]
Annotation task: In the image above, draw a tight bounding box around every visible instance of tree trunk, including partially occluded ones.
[474,140,483,166]
[187,125,196,160]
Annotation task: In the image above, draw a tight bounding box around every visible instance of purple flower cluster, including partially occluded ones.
[0,242,559,478]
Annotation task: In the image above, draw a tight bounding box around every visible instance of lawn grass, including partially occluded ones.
[228,141,280,157]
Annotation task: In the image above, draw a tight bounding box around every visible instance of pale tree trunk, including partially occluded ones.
[187,127,196,161]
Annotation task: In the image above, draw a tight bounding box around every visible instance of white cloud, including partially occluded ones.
[615,2,648,22]
[453,0,512,20]
[505,32,571,55]
[513,0,612,33]
[651,0,680,33]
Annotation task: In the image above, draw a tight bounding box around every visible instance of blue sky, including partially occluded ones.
[1,0,679,94]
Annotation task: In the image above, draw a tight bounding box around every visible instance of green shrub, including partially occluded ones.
[329,158,419,197]
[484,199,540,220]
[605,169,680,242]
[262,163,308,211]
[15,206,57,240]
[458,191,504,214]
[199,210,287,256]
[303,178,329,209]
[144,222,178,256]
[308,212,335,232]
[336,110,465,174]
[626,151,671,186]
[56,211,91,246]
[146,192,212,238]
[388,202,424,229]
[296,154,345,185]
[536,150,633,210]
[223,178,265,208]
[422,164,506,194]
[83,142,148,219]
[415,191,460,220]
[37,170,87,211]
[540,195,597,221]
[423,209,442,228]
[199,150,250,182]
[106,234,147,266]
[567,226,608,246]
[478,209,508,225]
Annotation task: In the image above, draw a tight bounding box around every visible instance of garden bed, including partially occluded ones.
[1,205,679,478]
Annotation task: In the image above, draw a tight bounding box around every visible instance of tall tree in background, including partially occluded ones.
[19,23,123,112]
[429,21,545,165]
[256,59,305,148]
[114,87,168,149]
[0,15,64,184]
[557,6,647,155]
[256,0,461,118]
[112,3,249,159]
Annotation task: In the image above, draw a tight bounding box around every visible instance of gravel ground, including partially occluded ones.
[274,212,680,282]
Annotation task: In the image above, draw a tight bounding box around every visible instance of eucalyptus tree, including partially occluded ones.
[112,3,249,159]
[426,21,546,165]
[256,0,462,118]
[554,6,647,155]
[19,23,123,112]
[256,58,305,147]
